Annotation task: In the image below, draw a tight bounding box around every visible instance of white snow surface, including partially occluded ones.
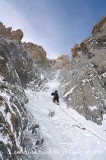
[102,72,106,78]
[88,106,98,111]
[25,73,106,160]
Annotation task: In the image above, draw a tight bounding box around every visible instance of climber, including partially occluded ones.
[51,90,59,105]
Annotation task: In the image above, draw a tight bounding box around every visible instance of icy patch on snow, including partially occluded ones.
[7,112,13,132]
[0,133,11,146]
[88,106,98,111]
[82,79,90,83]
[105,100,106,105]
[0,75,4,83]
[101,72,106,78]
[40,74,45,81]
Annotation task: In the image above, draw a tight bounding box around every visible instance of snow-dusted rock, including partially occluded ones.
[0,76,28,160]
[59,17,106,125]
[0,36,40,87]
[0,25,43,159]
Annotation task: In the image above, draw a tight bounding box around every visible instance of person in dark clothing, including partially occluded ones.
[51,90,59,105]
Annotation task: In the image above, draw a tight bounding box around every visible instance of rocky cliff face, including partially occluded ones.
[0,23,43,160]
[59,17,106,125]
[0,22,23,42]
[23,42,47,63]
[0,76,28,160]
[0,36,39,87]
[51,55,71,70]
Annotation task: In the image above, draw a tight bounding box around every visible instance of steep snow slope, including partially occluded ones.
[25,72,106,160]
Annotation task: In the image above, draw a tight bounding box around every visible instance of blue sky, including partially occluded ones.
[0,0,106,59]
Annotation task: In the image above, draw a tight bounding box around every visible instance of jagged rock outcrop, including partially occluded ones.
[71,16,106,59]
[22,43,72,71]
[0,36,39,87]
[52,55,71,70]
[92,16,106,35]
[23,42,47,63]
[0,22,23,42]
[0,22,43,160]
[71,43,81,58]
[59,17,106,125]
[11,29,23,42]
